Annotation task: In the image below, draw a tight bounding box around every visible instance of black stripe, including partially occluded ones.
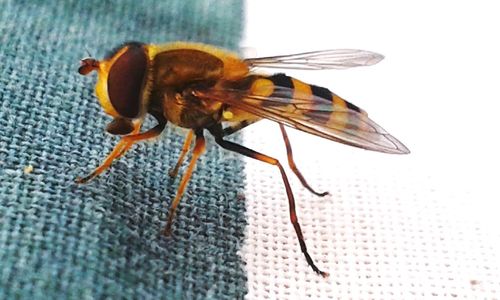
[345,101,362,113]
[262,73,294,107]
[304,85,332,122]
[270,73,294,89]
[312,84,362,113]
[310,84,332,101]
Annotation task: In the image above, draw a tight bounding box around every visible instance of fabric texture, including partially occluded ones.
[239,124,500,299]
[0,1,247,299]
[240,2,500,298]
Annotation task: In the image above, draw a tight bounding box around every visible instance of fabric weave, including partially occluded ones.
[0,1,246,299]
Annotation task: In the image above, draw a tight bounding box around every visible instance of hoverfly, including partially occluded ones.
[77,41,409,277]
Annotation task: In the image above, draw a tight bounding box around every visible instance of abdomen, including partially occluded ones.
[222,73,367,123]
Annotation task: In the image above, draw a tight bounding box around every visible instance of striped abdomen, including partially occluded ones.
[213,72,408,153]
[243,73,368,130]
[262,73,363,110]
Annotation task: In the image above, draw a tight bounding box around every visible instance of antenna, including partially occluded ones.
[84,46,93,58]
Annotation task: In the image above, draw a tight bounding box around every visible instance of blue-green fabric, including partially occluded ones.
[0,1,247,298]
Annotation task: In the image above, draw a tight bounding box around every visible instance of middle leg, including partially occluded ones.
[168,130,194,178]
[163,130,206,236]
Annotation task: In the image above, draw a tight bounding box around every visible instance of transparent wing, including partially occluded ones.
[194,85,409,154]
[244,49,384,70]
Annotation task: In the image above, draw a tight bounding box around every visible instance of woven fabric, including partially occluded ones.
[240,2,500,298]
[0,1,246,299]
[240,124,500,299]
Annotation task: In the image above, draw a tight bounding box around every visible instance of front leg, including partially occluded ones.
[76,116,167,184]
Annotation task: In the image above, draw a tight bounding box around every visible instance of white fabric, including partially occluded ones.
[241,2,500,298]
[239,124,499,299]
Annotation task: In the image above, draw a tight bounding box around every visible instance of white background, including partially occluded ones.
[239,1,500,299]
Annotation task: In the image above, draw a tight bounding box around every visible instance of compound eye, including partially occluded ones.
[107,45,147,118]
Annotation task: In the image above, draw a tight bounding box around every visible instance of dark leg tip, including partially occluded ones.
[168,169,177,178]
[319,270,330,278]
[75,176,89,184]
[163,225,173,237]
[304,184,329,197]
[315,191,329,197]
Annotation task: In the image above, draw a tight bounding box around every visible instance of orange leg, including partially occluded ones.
[168,130,194,178]
[76,121,166,184]
[208,125,329,277]
[279,124,329,197]
[116,120,142,158]
[163,132,206,236]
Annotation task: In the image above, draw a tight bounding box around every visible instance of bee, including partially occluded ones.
[77,41,409,277]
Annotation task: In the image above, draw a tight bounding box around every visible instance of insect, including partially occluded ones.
[77,41,409,277]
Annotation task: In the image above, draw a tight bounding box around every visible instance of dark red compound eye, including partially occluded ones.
[107,44,147,118]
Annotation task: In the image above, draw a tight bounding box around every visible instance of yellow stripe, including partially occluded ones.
[291,78,315,112]
[332,94,347,110]
[328,94,349,130]
[292,78,313,109]
[250,78,274,98]
[291,78,311,99]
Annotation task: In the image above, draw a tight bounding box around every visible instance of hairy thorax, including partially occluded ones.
[147,46,241,129]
